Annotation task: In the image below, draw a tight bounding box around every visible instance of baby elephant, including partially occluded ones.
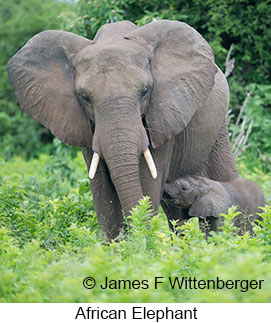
[164,176,266,235]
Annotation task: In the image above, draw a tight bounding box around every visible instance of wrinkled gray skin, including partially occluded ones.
[164,176,266,234]
[7,20,243,240]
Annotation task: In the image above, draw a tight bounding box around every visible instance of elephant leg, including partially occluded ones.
[198,217,211,237]
[205,122,239,182]
[140,139,175,215]
[161,200,190,234]
[82,148,123,240]
[233,212,257,236]
[199,216,223,239]
[198,217,215,238]
[208,216,223,232]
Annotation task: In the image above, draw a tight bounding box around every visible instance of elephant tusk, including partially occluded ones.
[89,152,100,180]
[144,148,157,179]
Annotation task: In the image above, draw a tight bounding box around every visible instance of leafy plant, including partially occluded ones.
[242,84,271,154]
[1,180,271,302]
[229,83,271,169]
[253,206,271,261]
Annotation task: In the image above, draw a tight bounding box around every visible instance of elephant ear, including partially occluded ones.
[189,189,231,218]
[129,20,218,149]
[7,30,93,147]
[189,196,218,218]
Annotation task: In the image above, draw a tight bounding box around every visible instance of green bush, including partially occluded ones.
[230,83,271,170]
[242,84,271,154]
[1,198,271,302]
[0,153,271,302]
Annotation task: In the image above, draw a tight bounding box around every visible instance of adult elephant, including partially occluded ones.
[7,20,239,239]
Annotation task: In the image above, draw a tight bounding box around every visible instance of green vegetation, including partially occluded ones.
[0,141,270,302]
[0,0,270,303]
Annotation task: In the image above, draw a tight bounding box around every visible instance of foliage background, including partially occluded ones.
[0,0,270,302]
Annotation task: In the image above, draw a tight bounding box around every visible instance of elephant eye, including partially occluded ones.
[181,184,189,191]
[140,86,149,101]
[81,93,92,105]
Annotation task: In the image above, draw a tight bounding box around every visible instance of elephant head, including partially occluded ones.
[7,20,218,217]
[164,176,211,207]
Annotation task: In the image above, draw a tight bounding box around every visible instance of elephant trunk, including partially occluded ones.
[92,97,151,216]
[104,143,144,216]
